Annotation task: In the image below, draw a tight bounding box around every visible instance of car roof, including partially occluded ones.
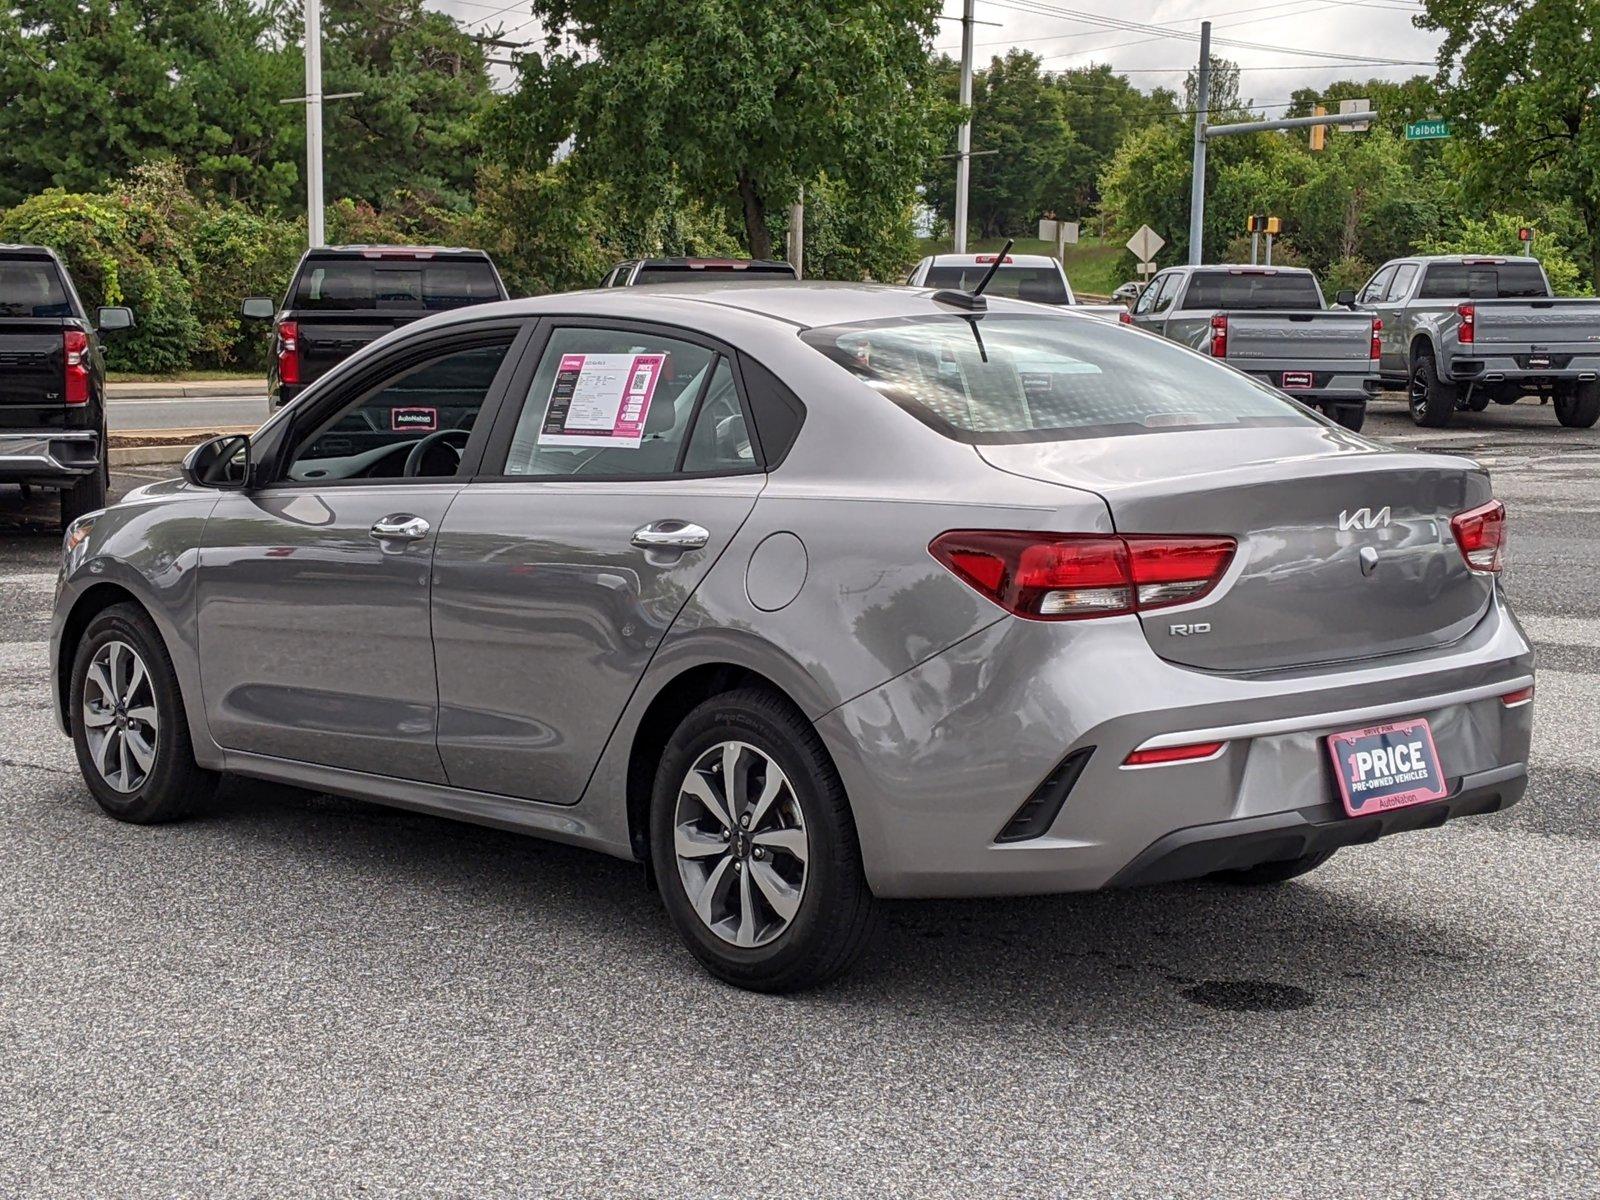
[628,258,795,269]
[306,244,494,258]
[0,243,62,260]
[1403,254,1542,265]
[421,280,1085,334]
[1186,264,1316,275]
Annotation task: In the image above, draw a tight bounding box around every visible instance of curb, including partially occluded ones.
[111,446,190,467]
[107,380,267,398]
[108,426,255,467]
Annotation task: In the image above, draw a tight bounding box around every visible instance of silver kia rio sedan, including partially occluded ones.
[51,282,1534,991]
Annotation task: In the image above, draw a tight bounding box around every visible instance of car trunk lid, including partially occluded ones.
[979,427,1495,671]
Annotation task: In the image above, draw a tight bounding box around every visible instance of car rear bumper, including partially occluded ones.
[817,591,1533,899]
[1450,354,1600,385]
[1242,367,1380,402]
[0,430,100,485]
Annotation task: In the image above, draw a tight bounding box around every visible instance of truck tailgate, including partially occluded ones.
[1470,300,1600,353]
[1223,310,1373,364]
[294,313,417,383]
[0,318,69,418]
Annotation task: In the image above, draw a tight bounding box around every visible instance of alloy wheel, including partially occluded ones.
[673,740,809,948]
[81,639,159,794]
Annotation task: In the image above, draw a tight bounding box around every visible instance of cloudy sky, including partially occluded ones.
[428,0,1444,110]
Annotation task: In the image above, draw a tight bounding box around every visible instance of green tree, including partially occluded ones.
[1420,212,1592,296]
[503,0,951,259]
[1054,66,1177,214]
[1419,0,1600,287]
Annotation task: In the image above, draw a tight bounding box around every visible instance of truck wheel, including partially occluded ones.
[1322,403,1365,432]
[1408,350,1456,428]
[1555,381,1600,429]
[60,460,108,529]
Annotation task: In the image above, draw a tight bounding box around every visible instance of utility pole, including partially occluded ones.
[1187,20,1211,266]
[305,0,325,248]
[953,0,976,253]
[788,186,804,279]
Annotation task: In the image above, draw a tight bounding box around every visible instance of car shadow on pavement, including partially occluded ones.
[193,775,1490,1028]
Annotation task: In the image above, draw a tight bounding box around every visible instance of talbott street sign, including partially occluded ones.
[1126,224,1165,263]
[1405,118,1451,141]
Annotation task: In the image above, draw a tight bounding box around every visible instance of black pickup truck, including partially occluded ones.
[0,245,133,527]
[244,245,508,408]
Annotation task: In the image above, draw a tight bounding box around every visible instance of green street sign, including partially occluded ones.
[1405,119,1451,141]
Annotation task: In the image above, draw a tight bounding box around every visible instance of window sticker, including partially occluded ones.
[537,352,666,448]
[391,406,438,432]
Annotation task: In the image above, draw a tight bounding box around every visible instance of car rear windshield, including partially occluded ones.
[0,259,72,318]
[922,265,1069,305]
[801,313,1315,443]
[1180,270,1322,310]
[631,263,797,285]
[1417,261,1549,299]
[291,256,502,311]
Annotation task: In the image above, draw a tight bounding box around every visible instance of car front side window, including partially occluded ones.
[1359,266,1396,305]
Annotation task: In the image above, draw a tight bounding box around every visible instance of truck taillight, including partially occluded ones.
[1118,310,1133,325]
[1209,314,1228,357]
[1370,317,1383,359]
[63,329,90,406]
[1457,303,1475,345]
[929,531,1236,621]
[1450,499,1506,573]
[277,319,301,385]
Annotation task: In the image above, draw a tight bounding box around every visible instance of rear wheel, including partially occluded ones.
[1210,849,1336,886]
[1408,350,1456,427]
[60,460,107,529]
[70,603,216,823]
[1555,381,1600,428]
[649,688,880,993]
[1322,402,1365,432]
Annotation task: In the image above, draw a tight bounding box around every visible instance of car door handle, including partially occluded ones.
[369,514,430,542]
[631,521,710,551]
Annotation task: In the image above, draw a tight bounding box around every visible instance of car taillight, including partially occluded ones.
[1370,317,1383,359]
[277,319,301,385]
[928,531,1237,621]
[1450,499,1506,573]
[1457,303,1475,344]
[1118,310,1133,325]
[1210,314,1228,357]
[63,329,90,405]
[1123,741,1227,768]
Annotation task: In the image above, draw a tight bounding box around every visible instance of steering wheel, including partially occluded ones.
[403,428,470,477]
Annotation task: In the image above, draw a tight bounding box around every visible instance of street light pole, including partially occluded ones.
[305,0,325,248]
[953,0,975,253]
[1187,20,1211,266]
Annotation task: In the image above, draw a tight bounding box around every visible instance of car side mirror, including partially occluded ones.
[240,297,276,321]
[96,306,135,333]
[183,434,252,490]
[1335,289,1357,308]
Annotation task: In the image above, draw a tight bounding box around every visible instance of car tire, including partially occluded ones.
[1554,381,1600,428]
[60,459,107,530]
[69,602,217,824]
[1322,402,1365,432]
[1408,350,1455,427]
[649,687,880,993]
[1209,849,1336,886]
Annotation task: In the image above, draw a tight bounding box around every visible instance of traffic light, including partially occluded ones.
[1265,217,1282,235]
[1246,215,1282,234]
[1310,106,1327,151]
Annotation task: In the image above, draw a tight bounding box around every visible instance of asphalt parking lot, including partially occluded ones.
[1,398,1597,1198]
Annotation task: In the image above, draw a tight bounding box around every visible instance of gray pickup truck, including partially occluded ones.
[1127,264,1380,430]
[1357,255,1600,428]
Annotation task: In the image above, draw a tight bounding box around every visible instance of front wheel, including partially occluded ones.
[1408,350,1456,428]
[70,602,217,823]
[650,688,880,992]
[1555,381,1600,428]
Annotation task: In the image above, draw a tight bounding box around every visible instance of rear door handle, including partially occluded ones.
[631,521,710,551]
[370,514,430,542]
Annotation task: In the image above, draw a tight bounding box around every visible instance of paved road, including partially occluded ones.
[107,392,269,432]
[0,399,1597,1197]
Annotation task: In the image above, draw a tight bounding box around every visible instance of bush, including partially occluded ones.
[0,186,201,373]
[189,205,304,369]
[1420,213,1593,296]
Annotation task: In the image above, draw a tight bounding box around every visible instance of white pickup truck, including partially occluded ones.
[906,253,1126,321]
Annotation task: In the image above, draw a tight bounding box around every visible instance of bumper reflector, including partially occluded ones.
[1123,741,1227,768]
[1499,686,1534,708]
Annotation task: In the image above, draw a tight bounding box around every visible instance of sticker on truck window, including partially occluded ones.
[391,407,438,431]
[537,352,666,448]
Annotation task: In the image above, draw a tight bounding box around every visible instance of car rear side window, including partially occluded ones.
[922,266,1068,305]
[292,258,502,310]
[801,314,1315,443]
[1417,261,1549,299]
[0,260,72,318]
[1181,271,1322,310]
